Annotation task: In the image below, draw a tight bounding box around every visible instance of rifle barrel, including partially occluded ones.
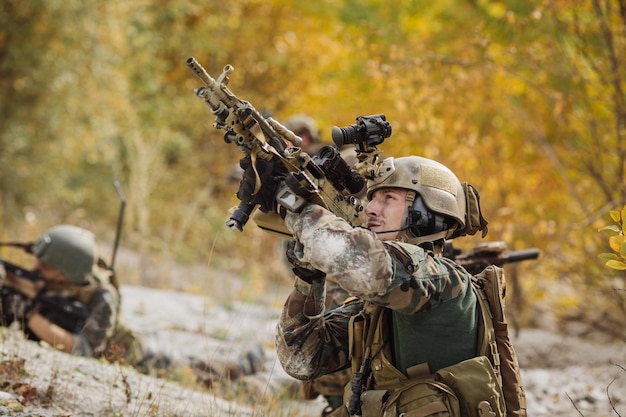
[110,180,126,270]
[502,248,540,264]
[0,258,41,281]
[186,57,219,90]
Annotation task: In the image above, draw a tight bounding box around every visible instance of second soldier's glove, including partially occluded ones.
[285,240,325,284]
[0,288,34,327]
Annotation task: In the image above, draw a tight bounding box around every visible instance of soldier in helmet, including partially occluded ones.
[0,224,265,388]
[282,113,323,153]
[0,224,141,363]
[260,155,505,416]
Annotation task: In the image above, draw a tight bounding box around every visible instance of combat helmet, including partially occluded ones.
[284,114,321,145]
[32,225,97,284]
[367,156,466,242]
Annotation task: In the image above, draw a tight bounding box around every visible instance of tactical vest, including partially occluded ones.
[346,265,526,417]
[41,268,143,366]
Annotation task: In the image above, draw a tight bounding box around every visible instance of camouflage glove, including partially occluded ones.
[285,240,326,284]
[0,288,34,326]
[237,156,288,214]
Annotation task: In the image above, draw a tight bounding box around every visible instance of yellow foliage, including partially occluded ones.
[609,235,625,252]
[599,204,626,271]
[0,0,625,335]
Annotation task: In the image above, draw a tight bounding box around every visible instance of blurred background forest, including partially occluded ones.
[1,0,624,339]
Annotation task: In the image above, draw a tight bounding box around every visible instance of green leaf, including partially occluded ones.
[606,260,626,270]
[598,225,621,233]
[621,241,626,258]
[598,253,619,261]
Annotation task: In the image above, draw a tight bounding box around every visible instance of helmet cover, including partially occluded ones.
[366,156,466,230]
[32,225,97,284]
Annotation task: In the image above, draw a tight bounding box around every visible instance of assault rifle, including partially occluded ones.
[444,240,540,275]
[0,255,42,328]
[0,244,42,300]
[1,180,126,330]
[0,254,88,334]
[0,257,40,282]
[186,57,391,237]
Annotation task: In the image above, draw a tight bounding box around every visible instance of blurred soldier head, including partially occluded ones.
[283,114,322,153]
[32,225,97,285]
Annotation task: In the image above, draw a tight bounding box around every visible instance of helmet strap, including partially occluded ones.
[401,229,451,245]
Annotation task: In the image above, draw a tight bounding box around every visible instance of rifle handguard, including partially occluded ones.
[276,172,322,214]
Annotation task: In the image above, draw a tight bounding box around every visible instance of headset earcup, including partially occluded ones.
[408,196,450,238]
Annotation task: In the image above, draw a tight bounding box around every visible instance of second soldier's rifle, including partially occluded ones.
[0,250,89,333]
[0,243,42,300]
[0,256,40,282]
[0,252,89,333]
[445,240,540,275]
[0,252,43,327]
[1,181,127,329]
[186,57,392,237]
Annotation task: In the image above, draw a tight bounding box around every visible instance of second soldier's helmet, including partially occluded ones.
[366,156,466,240]
[283,114,321,145]
[32,225,97,284]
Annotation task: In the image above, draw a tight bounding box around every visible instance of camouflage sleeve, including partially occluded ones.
[72,289,118,357]
[276,276,363,380]
[284,205,392,297]
[284,205,471,314]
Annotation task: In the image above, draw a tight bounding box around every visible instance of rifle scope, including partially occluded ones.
[312,146,365,195]
[331,114,392,148]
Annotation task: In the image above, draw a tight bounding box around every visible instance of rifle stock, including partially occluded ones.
[187,57,371,237]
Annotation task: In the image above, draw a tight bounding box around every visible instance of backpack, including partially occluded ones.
[339,265,526,417]
[472,265,526,417]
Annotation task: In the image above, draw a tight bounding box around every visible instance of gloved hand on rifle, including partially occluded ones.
[237,156,288,214]
[285,240,326,284]
[0,287,34,327]
[238,156,324,217]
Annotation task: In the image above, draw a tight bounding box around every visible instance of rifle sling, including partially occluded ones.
[348,302,384,414]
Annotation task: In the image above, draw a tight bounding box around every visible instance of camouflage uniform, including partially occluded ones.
[29,267,122,359]
[67,290,118,357]
[299,278,352,411]
[276,204,477,382]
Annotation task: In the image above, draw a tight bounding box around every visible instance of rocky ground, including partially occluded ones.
[0,282,624,417]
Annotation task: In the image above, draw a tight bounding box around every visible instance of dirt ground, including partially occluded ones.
[0,283,624,417]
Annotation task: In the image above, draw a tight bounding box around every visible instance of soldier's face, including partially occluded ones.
[34,260,68,283]
[365,187,408,241]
